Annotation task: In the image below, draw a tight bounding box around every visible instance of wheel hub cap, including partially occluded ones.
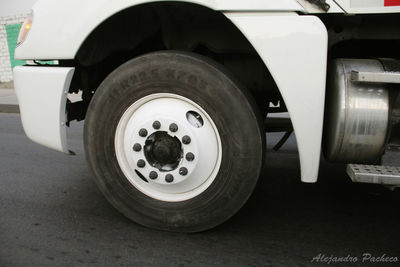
[144,131,182,171]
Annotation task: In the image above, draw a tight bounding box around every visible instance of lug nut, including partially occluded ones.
[149,171,158,180]
[139,128,148,137]
[182,135,191,145]
[186,152,195,161]
[179,167,188,176]
[132,143,142,152]
[169,123,178,132]
[137,159,146,168]
[165,174,174,183]
[152,121,161,130]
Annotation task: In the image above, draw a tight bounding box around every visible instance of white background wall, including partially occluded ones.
[0,0,38,17]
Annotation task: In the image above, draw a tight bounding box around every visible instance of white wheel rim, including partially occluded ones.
[115,93,222,202]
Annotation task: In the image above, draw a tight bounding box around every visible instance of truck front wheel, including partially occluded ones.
[84,51,264,232]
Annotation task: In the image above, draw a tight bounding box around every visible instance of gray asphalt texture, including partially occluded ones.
[1,113,399,266]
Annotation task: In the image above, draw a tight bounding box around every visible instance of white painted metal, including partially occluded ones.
[347,164,400,185]
[15,0,304,60]
[334,0,400,13]
[13,66,74,153]
[227,12,327,183]
[351,71,400,84]
[115,93,222,202]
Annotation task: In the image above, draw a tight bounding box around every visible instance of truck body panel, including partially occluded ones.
[226,12,327,182]
[15,0,305,60]
[14,66,74,153]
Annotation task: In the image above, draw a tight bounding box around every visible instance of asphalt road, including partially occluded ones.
[1,113,399,266]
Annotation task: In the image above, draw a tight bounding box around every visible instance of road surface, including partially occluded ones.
[1,113,399,266]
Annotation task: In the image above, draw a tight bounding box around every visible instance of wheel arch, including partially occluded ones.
[73,2,280,104]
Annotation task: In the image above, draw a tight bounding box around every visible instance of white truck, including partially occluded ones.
[13,0,400,232]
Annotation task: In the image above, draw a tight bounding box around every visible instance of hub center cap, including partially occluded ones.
[144,131,182,171]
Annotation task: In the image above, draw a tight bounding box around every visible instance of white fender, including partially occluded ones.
[15,0,304,60]
[226,12,328,182]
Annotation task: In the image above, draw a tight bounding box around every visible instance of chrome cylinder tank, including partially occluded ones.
[323,59,389,163]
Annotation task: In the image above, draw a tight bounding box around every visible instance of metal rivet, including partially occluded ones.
[149,171,158,180]
[179,167,188,176]
[182,135,191,145]
[186,152,195,161]
[137,159,146,168]
[133,143,142,152]
[139,128,148,137]
[169,123,178,132]
[165,174,174,183]
[152,121,161,130]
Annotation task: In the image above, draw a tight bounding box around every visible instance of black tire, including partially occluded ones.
[84,51,265,232]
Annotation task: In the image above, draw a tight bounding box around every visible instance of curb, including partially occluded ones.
[0,104,20,114]
[0,81,14,89]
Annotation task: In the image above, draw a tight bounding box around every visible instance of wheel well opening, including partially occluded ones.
[66,1,281,122]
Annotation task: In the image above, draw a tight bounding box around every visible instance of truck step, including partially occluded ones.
[347,164,400,185]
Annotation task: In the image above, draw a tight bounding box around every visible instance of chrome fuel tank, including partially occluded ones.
[323,59,389,163]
